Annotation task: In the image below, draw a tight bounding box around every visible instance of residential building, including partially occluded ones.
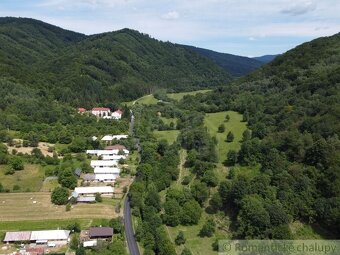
[78,108,86,114]
[111,109,123,120]
[91,108,111,118]
[74,186,114,197]
[90,160,118,168]
[89,227,113,239]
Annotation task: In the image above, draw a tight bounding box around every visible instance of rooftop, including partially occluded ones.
[74,186,114,194]
[89,227,113,238]
[4,231,31,242]
[30,230,70,241]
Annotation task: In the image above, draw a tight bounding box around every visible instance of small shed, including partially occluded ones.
[83,240,97,247]
[89,227,113,239]
[84,174,95,182]
[74,168,82,177]
[77,196,96,203]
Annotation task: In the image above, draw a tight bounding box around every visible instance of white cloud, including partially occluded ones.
[281,0,316,15]
[161,11,180,20]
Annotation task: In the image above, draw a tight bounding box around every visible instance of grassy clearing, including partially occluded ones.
[160,116,177,125]
[153,130,180,144]
[0,164,45,192]
[166,212,228,255]
[123,94,158,106]
[231,164,261,179]
[290,221,336,239]
[0,192,116,222]
[126,150,139,175]
[204,111,247,163]
[135,94,158,105]
[167,89,211,101]
[40,179,59,192]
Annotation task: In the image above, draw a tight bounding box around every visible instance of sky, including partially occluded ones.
[0,0,339,57]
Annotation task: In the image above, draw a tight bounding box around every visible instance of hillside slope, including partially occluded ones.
[183,45,264,77]
[185,32,340,236]
[0,18,231,106]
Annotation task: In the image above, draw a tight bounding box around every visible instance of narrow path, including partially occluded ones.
[177,149,187,184]
[124,198,140,255]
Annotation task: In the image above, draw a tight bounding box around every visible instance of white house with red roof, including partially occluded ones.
[91,107,111,118]
[111,109,123,120]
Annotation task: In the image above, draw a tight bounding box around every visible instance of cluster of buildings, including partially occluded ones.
[78,107,123,120]
[3,227,114,253]
[72,143,129,203]
[3,230,70,246]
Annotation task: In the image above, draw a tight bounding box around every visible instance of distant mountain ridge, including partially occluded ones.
[0,17,232,106]
[182,45,264,77]
[253,54,277,63]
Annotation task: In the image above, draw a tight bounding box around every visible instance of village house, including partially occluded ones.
[89,227,113,239]
[91,107,111,118]
[101,134,129,143]
[111,109,123,120]
[74,186,114,197]
[102,155,126,161]
[86,148,129,156]
[92,167,120,182]
[90,160,118,168]
[78,108,86,114]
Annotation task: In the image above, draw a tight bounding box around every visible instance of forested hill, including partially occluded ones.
[253,54,277,63]
[183,32,340,236]
[183,45,264,77]
[0,17,231,106]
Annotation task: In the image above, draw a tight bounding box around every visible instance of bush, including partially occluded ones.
[181,176,191,185]
[199,219,216,237]
[226,131,234,143]
[95,193,102,202]
[66,204,71,211]
[12,185,20,191]
[175,231,186,245]
[217,124,225,133]
[9,156,24,171]
[51,187,69,205]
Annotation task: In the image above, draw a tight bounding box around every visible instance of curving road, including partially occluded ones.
[124,197,140,255]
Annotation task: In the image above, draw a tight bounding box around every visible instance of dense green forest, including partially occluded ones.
[183,45,264,77]
[179,32,340,238]
[0,17,234,107]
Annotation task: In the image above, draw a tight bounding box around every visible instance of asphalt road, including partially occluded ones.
[124,197,140,255]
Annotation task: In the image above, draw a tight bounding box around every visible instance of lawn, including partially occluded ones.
[40,178,59,192]
[153,130,180,144]
[204,111,247,163]
[290,221,336,239]
[124,94,159,106]
[0,164,45,192]
[166,212,229,255]
[167,89,211,101]
[0,192,117,222]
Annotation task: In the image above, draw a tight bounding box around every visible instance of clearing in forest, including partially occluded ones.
[204,111,247,163]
